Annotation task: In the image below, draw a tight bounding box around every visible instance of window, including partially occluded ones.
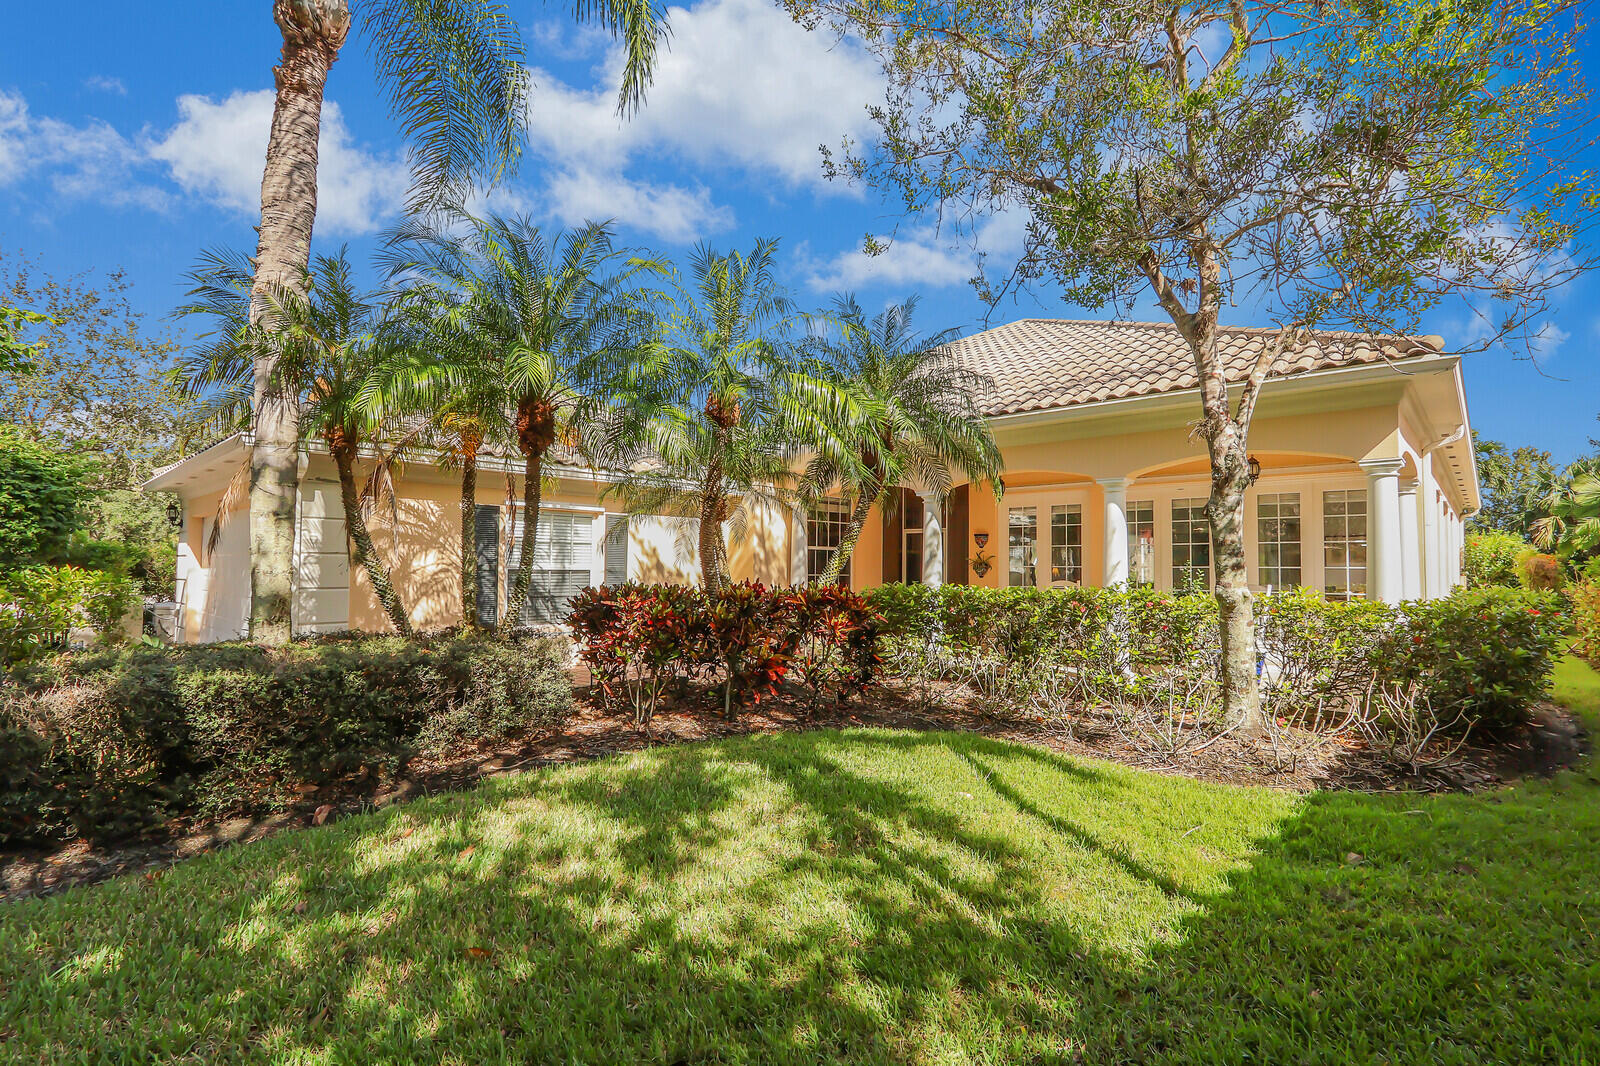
[1256,492,1301,590]
[603,514,629,586]
[806,499,851,584]
[1008,506,1038,587]
[901,493,925,584]
[1127,501,1155,586]
[1049,504,1083,584]
[507,511,595,624]
[1171,498,1211,591]
[1323,489,1368,600]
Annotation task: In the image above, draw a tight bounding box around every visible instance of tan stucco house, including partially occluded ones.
[144,319,1479,643]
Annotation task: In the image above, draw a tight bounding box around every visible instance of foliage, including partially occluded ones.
[0,423,96,568]
[1568,582,1600,668]
[599,240,801,591]
[1534,467,1600,559]
[0,566,139,665]
[0,303,53,374]
[0,633,572,845]
[4,660,1600,1060]
[1516,549,1565,591]
[1388,588,1566,730]
[568,582,882,726]
[785,296,1004,582]
[867,583,1563,731]
[1462,530,1532,587]
[1471,432,1558,539]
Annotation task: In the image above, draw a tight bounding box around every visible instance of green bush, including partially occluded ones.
[866,583,1563,731]
[1389,587,1566,729]
[1569,581,1600,668]
[0,632,573,846]
[0,424,94,568]
[0,565,138,664]
[1515,549,1565,591]
[1462,531,1532,587]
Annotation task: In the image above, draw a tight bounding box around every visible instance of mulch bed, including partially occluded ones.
[2,680,1586,905]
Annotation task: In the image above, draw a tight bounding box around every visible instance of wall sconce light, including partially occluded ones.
[165,499,183,529]
[1247,455,1262,485]
[973,531,989,548]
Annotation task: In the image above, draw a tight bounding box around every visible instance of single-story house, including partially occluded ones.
[143,319,1479,643]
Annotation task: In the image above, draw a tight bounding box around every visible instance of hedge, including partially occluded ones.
[568,582,882,726]
[866,583,1565,730]
[0,632,573,847]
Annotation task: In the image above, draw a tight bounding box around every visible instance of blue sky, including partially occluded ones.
[2,0,1594,460]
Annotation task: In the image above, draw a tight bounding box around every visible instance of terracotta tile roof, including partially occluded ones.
[942,319,1442,417]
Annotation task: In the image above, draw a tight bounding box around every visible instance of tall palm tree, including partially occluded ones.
[176,249,415,636]
[385,213,664,634]
[243,0,665,644]
[785,296,1003,584]
[360,291,510,629]
[1533,459,1600,557]
[607,240,797,590]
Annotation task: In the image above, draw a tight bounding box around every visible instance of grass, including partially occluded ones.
[2,661,1598,1064]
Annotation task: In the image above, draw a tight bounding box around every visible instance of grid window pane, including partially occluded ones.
[1127,501,1155,586]
[1171,498,1211,591]
[1323,489,1368,600]
[1256,492,1302,590]
[1009,507,1038,587]
[806,499,851,584]
[1050,504,1083,584]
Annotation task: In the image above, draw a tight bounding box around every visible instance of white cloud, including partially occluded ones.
[518,0,883,239]
[84,75,127,95]
[546,168,733,243]
[147,90,407,236]
[802,211,1030,293]
[0,88,163,209]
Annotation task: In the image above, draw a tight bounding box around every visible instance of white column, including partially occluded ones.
[1099,477,1129,588]
[790,505,808,586]
[1360,458,1405,604]
[1419,455,1441,598]
[919,490,945,588]
[1397,477,1421,601]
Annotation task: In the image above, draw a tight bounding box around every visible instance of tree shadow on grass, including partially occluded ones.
[3,726,1597,1063]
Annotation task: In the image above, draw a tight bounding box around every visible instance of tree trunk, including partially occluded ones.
[247,0,350,645]
[331,436,413,638]
[700,427,728,592]
[821,481,881,584]
[459,434,479,629]
[501,450,544,636]
[1187,313,1263,736]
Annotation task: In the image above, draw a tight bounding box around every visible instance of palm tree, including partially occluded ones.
[176,249,416,636]
[1533,459,1600,557]
[243,0,665,644]
[360,292,510,629]
[607,240,797,591]
[785,296,1003,583]
[385,213,664,634]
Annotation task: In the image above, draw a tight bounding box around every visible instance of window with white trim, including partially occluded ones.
[1008,506,1038,587]
[1171,498,1211,592]
[1322,489,1368,600]
[806,499,851,584]
[1256,492,1302,590]
[507,510,595,624]
[1127,500,1155,587]
[1049,504,1082,585]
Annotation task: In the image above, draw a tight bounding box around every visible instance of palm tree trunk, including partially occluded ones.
[331,438,413,638]
[501,450,544,636]
[247,1,351,645]
[700,422,729,591]
[821,482,882,585]
[459,434,479,628]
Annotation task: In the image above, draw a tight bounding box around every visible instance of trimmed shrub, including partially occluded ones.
[1,565,138,664]
[568,582,883,725]
[1516,549,1565,591]
[1389,587,1566,729]
[1462,531,1531,587]
[0,632,573,846]
[866,583,1563,732]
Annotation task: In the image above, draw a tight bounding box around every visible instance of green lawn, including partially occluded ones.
[3,661,1598,1065]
